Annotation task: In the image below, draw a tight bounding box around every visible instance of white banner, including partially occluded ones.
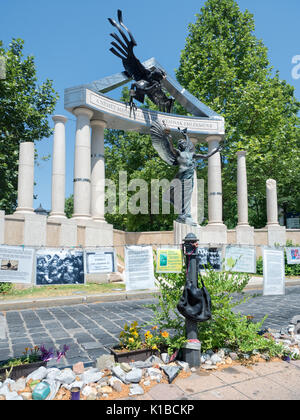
[85,249,115,274]
[225,246,256,273]
[0,245,34,284]
[262,247,285,296]
[285,247,300,265]
[125,246,155,291]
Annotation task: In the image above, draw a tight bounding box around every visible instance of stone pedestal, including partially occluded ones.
[267,225,286,246]
[24,214,47,246]
[84,220,114,247]
[72,107,94,221]
[173,221,202,245]
[59,219,78,247]
[49,115,67,220]
[202,223,227,245]
[236,224,254,245]
[15,142,35,215]
[91,119,107,222]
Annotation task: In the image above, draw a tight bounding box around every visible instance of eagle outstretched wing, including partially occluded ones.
[150,121,178,166]
[108,10,150,82]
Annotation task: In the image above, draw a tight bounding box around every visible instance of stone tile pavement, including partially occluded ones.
[0,286,300,400]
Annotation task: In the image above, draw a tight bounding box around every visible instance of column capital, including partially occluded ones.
[73,107,94,119]
[90,119,107,128]
[205,135,222,144]
[237,150,247,157]
[52,115,67,124]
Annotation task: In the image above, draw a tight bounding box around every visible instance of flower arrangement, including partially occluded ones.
[0,344,70,370]
[118,321,171,353]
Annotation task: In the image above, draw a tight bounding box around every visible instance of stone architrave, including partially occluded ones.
[236,151,254,245]
[72,107,94,221]
[266,179,286,246]
[14,142,35,215]
[49,115,67,220]
[90,119,107,222]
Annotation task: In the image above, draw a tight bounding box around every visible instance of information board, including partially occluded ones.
[156,248,182,273]
[224,246,256,273]
[0,245,34,284]
[262,247,285,296]
[85,249,115,273]
[125,246,155,291]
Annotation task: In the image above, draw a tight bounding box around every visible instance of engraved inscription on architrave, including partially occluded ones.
[88,92,219,132]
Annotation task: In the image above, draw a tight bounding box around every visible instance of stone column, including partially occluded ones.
[191,170,198,225]
[72,107,93,220]
[236,151,254,244]
[237,151,249,225]
[49,115,67,219]
[207,135,223,225]
[266,179,286,246]
[15,141,35,215]
[91,119,107,222]
[266,179,279,225]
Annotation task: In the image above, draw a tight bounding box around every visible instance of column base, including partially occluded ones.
[48,213,67,220]
[236,224,254,245]
[14,207,34,215]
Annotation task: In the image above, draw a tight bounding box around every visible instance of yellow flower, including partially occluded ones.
[132,331,139,337]
[152,345,158,350]
[128,337,134,343]
[161,331,169,338]
[152,326,158,330]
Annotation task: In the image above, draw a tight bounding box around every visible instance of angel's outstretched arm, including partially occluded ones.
[194,144,222,160]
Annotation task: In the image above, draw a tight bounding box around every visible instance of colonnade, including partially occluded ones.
[14,107,284,245]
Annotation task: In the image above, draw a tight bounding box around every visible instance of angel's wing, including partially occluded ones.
[150,121,178,166]
[108,10,150,82]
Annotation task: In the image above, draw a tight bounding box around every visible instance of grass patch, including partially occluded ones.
[0,282,126,301]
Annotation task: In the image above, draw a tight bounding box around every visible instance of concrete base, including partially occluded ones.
[181,341,201,367]
[236,224,254,245]
[267,224,286,246]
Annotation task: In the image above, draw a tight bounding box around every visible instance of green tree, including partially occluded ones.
[176,0,300,228]
[0,38,58,213]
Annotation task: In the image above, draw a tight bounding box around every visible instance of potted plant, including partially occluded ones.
[0,344,69,381]
[109,321,172,363]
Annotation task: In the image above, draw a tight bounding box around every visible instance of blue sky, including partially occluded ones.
[1,0,299,212]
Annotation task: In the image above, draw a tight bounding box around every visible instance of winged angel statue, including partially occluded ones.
[150,121,222,226]
[108,10,174,113]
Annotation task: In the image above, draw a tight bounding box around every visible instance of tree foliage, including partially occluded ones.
[176,0,300,228]
[0,38,58,213]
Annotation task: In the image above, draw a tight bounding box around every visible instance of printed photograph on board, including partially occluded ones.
[36,249,85,285]
[198,247,222,271]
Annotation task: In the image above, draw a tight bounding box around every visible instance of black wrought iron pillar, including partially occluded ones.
[181,233,201,367]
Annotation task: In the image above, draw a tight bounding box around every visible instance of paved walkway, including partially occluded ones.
[0,286,300,400]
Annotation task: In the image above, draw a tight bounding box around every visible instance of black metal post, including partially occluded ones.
[181,233,201,367]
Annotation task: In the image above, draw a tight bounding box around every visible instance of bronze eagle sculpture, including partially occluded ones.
[108,10,174,113]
